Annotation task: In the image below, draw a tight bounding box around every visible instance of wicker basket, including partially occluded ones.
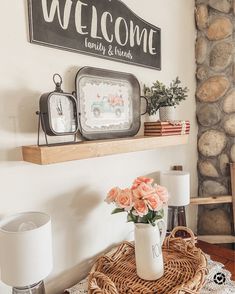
[88,227,208,294]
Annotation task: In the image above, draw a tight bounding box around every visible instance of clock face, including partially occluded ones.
[49,94,77,134]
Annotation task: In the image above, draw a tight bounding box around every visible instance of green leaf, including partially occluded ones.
[145,76,189,114]
[127,214,133,223]
[127,212,138,223]
[138,215,149,224]
[111,208,125,214]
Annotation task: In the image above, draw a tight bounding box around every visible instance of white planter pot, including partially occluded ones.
[134,219,166,280]
[146,113,159,122]
[159,106,175,121]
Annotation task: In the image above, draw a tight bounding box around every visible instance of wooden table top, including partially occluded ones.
[197,240,235,280]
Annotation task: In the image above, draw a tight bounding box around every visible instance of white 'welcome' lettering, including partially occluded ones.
[130,21,148,53]
[41,0,72,30]
[41,0,157,55]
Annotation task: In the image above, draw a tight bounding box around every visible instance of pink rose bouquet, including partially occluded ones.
[105,176,169,226]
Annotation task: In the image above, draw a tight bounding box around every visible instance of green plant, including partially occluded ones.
[144,77,189,115]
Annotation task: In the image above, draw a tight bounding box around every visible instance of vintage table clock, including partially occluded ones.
[37,74,78,145]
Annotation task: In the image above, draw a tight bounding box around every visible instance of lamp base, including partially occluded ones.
[13,281,45,294]
[167,206,187,237]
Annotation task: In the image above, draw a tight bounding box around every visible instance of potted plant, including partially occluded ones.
[144,77,189,121]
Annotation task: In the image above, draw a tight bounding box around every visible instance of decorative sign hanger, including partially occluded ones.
[28,0,161,70]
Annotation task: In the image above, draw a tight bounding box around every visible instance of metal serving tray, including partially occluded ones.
[75,67,141,140]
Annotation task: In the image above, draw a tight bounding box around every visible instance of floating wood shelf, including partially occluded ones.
[197,235,235,244]
[22,135,189,165]
[190,196,232,205]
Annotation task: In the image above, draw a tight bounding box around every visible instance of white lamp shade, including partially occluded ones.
[0,212,53,287]
[160,171,190,206]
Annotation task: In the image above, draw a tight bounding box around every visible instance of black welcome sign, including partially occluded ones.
[28,0,161,70]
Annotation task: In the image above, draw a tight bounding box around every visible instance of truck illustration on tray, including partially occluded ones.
[91,94,124,118]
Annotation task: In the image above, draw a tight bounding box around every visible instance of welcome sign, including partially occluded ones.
[28,0,161,70]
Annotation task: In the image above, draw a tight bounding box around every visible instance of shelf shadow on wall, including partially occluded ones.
[45,186,101,255]
[0,147,22,163]
[44,186,107,292]
[146,171,161,183]
[0,88,39,133]
[0,88,40,162]
[47,240,120,293]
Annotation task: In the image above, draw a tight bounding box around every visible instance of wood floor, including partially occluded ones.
[197,240,235,281]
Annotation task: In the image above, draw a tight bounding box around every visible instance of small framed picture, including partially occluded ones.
[75,67,141,140]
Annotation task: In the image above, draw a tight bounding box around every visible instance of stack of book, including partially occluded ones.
[144,120,190,136]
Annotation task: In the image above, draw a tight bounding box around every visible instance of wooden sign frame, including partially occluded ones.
[27,0,161,70]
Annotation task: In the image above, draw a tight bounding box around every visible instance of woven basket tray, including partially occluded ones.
[88,227,208,294]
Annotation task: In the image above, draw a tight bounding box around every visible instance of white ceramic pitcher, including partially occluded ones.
[134,219,166,280]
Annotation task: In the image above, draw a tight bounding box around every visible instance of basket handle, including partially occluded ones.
[89,271,119,294]
[168,226,196,244]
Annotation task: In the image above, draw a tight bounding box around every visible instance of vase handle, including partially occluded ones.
[155,219,166,246]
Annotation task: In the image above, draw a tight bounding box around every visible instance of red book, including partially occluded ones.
[145,126,190,130]
[144,120,190,126]
[144,129,190,134]
[144,120,190,136]
[144,130,190,136]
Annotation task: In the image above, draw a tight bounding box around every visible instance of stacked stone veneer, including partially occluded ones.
[195,0,235,235]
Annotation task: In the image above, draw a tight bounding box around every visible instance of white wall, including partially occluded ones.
[0,1,196,293]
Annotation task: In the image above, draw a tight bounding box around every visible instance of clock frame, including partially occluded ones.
[39,92,78,136]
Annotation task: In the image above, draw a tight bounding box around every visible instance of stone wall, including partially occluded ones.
[195,0,235,235]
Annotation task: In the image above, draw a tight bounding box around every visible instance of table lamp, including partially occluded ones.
[160,171,190,232]
[0,212,53,294]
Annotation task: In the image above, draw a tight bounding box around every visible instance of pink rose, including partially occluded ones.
[144,194,162,211]
[155,185,169,204]
[115,188,133,211]
[105,187,121,203]
[133,199,148,217]
[132,182,155,200]
[138,182,155,196]
[131,176,154,189]
[132,187,142,200]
